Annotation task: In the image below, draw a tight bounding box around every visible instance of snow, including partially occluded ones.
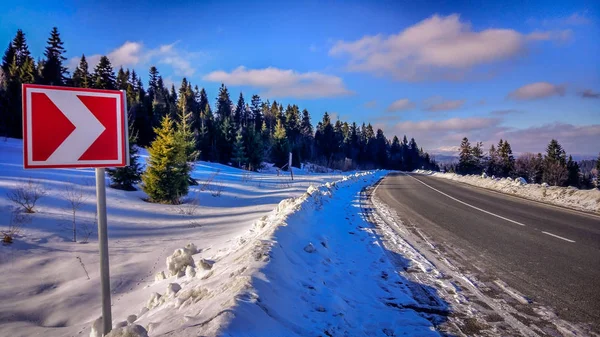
[0,136,441,336]
[0,138,347,337]
[414,169,600,213]
[166,248,195,277]
[105,324,148,337]
[125,170,438,336]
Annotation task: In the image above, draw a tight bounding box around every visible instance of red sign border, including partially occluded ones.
[22,84,128,169]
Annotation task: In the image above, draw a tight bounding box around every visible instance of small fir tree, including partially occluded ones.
[142,115,189,204]
[107,121,142,191]
[231,128,248,168]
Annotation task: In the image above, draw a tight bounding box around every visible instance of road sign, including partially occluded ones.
[22,84,128,169]
[22,84,129,335]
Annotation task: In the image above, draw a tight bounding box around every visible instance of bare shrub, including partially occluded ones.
[2,209,32,244]
[63,183,89,242]
[79,212,96,244]
[6,179,46,213]
[177,194,200,216]
[209,180,224,197]
[200,169,221,191]
[241,171,253,183]
[76,256,90,280]
[545,162,568,187]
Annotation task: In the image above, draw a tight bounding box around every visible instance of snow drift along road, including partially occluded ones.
[414,170,600,213]
[127,171,439,336]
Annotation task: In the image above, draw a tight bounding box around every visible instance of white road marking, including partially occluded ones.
[541,231,575,243]
[403,173,528,227]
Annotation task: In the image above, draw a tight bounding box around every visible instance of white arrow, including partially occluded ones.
[44,90,106,163]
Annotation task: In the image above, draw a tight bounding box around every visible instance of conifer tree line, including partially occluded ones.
[0,28,440,176]
[452,137,598,189]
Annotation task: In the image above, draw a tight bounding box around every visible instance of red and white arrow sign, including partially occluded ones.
[22,84,128,169]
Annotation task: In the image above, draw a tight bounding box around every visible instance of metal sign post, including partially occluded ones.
[95,168,112,335]
[288,152,294,181]
[22,85,129,336]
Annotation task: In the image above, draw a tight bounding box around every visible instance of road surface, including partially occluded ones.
[374,172,600,329]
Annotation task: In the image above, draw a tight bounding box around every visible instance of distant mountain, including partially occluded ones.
[430,154,458,164]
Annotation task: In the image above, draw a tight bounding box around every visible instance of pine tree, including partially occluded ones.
[199,87,211,115]
[1,30,34,138]
[198,105,215,161]
[116,67,130,90]
[251,94,262,131]
[566,155,580,188]
[471,141,484,174]
[234,92,245,129]
[543,139,567,186]
[176,107,199,163]
[390,136,401,169]
[375,129,388,168]
[271,119,290,168]
[10,30,32,69]
[216,83,232,120]
[142,115,189,204]
[545,139,567,166]
[219,117,235,163]
[231,128,248,168]
[1,42,16,76]
[107,121,142,191]
[245,125,264,171]
[19,57,36,84]
[498,139,515,177]
[487,144,499,176]
[148,66,159,103]
[458,137,473,174]
[92,56,116,89]
[41,27,68,85]
[72,54,91,88]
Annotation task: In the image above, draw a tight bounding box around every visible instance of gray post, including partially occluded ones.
[288,152,294,181]
[95,168,112,335]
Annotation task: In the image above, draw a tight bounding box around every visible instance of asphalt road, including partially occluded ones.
[374,172,600,328]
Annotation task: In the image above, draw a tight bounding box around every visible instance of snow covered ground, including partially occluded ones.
[0,138,347,337]
[116,171,439,337]
[413,170,600,214]
[0,138,440,337]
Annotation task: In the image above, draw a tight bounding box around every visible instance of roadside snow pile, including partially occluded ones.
[414,170,600,213]
[0,138,348,337]
[119,170,438,336]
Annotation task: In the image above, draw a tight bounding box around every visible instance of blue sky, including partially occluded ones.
[2,0,599,156]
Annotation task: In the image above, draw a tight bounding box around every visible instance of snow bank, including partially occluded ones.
[166,248,195,277]
[0,137,349,337]
[105,324,148,337]
[130,170,438,336]
[414,170,600,213]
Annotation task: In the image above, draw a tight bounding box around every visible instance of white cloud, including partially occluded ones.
[580,89,600,99]
[424,98,465,112]
[526,30,572,42]
[395,117,500,132]
[508,82,565,100]
[379,117,600,157]
[109,41,143,67]
[68,41,200,78]
[329,14,568,81]
[564,12,591,25]
[531,11,592,27]
[490,109,522,116]
[203,66,352,99]
[496,123,600,156]
[386,99,415,112]
[364,100,377,108]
